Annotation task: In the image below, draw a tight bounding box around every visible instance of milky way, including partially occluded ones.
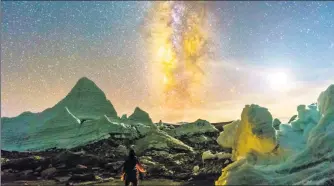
[143,2,212,113]
[1,1,334,122]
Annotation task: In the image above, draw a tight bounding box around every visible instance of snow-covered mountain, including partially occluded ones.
[1,77,145,151]
[54,77,118,120]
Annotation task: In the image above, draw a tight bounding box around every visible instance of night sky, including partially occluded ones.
[2,1,334,123]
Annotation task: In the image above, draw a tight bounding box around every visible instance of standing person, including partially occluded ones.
[121,149,146,186]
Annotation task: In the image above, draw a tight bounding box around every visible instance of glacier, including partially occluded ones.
[1,76,333,185]
[215,84,334,185]
[1,77,159,151]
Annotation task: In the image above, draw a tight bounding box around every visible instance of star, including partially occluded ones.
[1,1,334,122]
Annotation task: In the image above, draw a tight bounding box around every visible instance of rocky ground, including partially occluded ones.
[1,179,189,186]
[1,133,233,186]
[1,118,233,186]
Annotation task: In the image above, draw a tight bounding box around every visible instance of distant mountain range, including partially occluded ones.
[1,77,232,152]
[1,77,155,151]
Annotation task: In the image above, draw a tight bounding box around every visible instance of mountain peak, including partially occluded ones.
[77,76,93,84]
[55,77,118,119]
[70,77,102,94]
[128,107,153,124]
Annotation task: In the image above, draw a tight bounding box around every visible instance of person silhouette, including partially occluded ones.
[121,149,146,186]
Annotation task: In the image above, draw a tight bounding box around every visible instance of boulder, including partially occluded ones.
[145,164,173,179]
[52,150,105,168]
[216,152,232,160]
[217,120,240,149]
[54,176,71,183]
[1,157,9,164]
[139,156,157,167]
[173,172,192,180]
[115,145,128,157]
[76,164,87,169]
[193,165,200,175]
[18,170,36,180]
[168,119,219,138]
[69,173,96,182]
[202,151,216,162]
[220,105,276,160]
[187,135,210,144]
[35,166,42,172]
[142,151,196,168]
[1,156,50,171]
[196,158,231,180]
[133,131,193,155]
[139,150,200,180]
[104,161,124,172]
[41,167,57,179]
[167,119,220,151]
[202,151,231,162]
[1,171,18,182]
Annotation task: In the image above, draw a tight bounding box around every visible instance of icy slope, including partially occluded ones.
[2,77,124,151]
[53,77,118,119]
[215,84,334,185]
[1,77,196,152]
[134,130,194,155]
[128,107,153,124]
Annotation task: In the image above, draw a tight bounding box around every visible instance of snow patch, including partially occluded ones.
[202,150,231,162]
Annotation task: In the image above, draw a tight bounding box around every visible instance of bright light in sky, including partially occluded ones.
[1,1,333,123]
[267,71,290,91]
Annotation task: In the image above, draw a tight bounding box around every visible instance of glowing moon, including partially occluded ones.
[267,71,290,91]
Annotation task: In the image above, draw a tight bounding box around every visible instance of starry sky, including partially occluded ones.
[1,1,334,123]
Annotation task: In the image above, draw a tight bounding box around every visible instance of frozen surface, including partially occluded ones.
[215,84,334,185]
[1,77,155,151]
[168,119,218,138]
[216,120,239,149]
[55,77,118,119]
[133,130,193,155]
[277,103,321,152]
[217,104,276,161]
[128,107,154,124]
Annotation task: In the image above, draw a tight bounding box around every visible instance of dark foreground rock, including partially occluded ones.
[0,179,216,186]
[41,167,57,179]
[194,158,232,181]
[1,128,232,185]
[1,148,230,184]
[69,173,96,182]
[1,156,51,171]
